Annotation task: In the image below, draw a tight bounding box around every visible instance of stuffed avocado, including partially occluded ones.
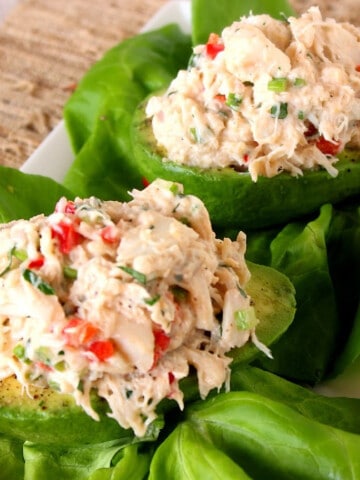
[0,179,295,442]
[131,7,360,229]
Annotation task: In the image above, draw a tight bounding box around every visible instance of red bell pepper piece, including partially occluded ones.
[88,340,115,362]
[63,317,99,347]
[28,255,45,269]
[315,136,341,156]
[51,219,83,254]
[206,33,224,59]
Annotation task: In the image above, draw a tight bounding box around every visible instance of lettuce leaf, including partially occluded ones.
[187,391,360,479]
[148,422,251,480]
[230,365,360,434]
[191,0,296,44]
[63,25,191,200]
[248,204,338,383]
[0,166,74,222]
[23,441,151,480]
[0,435,24,480]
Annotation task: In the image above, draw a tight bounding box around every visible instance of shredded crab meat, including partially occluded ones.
[0,179,268,437]
[146,7,360,180]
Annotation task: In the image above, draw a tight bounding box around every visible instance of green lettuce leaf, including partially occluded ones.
[63,25,191,200]
[148,422,252,480]
[230,365,360,434]
[23,441,151,480]
[187,391,360,479]
[326,203,360,374]
[248,204,338,383]
[191,0,295,44]
[0,166,74,222]
[0,435,24,480]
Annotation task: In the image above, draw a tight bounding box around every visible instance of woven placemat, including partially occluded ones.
[0,0,167,169]
[0,0,359,170]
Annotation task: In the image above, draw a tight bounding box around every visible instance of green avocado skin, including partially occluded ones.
[131,102,360,230]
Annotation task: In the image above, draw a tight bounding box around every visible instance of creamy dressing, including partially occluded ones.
[0,180,266,436]
[146,7,360,181]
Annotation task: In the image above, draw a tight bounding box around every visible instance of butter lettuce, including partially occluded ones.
[246,200,360,383]
[63,24,191,200]
[0,166,73,223]
[23,442,151,480]
[0,435,24,480]
[191,0,296,44]
[186,391,360,479]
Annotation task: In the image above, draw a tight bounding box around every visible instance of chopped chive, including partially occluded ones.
[13,344,26,360]
[190,127,200,143]
[23,269,55,295]
[294,77,306,87]
[226,92,242,110]
[237,285,248,299]
[270,102,288,119]
[54,360,66,372]
[0,247,15,277]
[0,245,27,277]
[119,266,147,285]
[144,294,161,306]
[267,77,287,92]
[187,52,200,69]
[169,183,180,196]
[298,110,305,120]
[63,266,78,279]
[13,248,27,261]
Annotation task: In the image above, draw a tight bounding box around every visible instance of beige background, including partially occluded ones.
[0,0,359,169]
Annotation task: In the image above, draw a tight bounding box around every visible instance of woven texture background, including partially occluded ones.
[0,0,359,169]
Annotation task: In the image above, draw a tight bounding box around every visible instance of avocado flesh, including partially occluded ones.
[229,261,296,364]
[131,100,360,230]
[0,375,132,446]
[0,264,295,445]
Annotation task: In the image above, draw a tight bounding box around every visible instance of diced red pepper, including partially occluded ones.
[100,225,119,244]
[28,255,45,269]
[88,340,114,361]
[315,136,341,155]
[214,94,226,102]
[243,153,249,163]
[51,219,83,254]
[356,65,360,72]
[35,361,53,372]
[152,328,170,367]
[168,372,175,384]
[206,33,224,59]
[304,121,318,138]
[63,317,99,347]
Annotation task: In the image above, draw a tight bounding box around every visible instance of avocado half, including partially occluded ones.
[0,263,295,446]
[131,99,360,230]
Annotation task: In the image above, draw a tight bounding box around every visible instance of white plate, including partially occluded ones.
[20,0,191,182]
